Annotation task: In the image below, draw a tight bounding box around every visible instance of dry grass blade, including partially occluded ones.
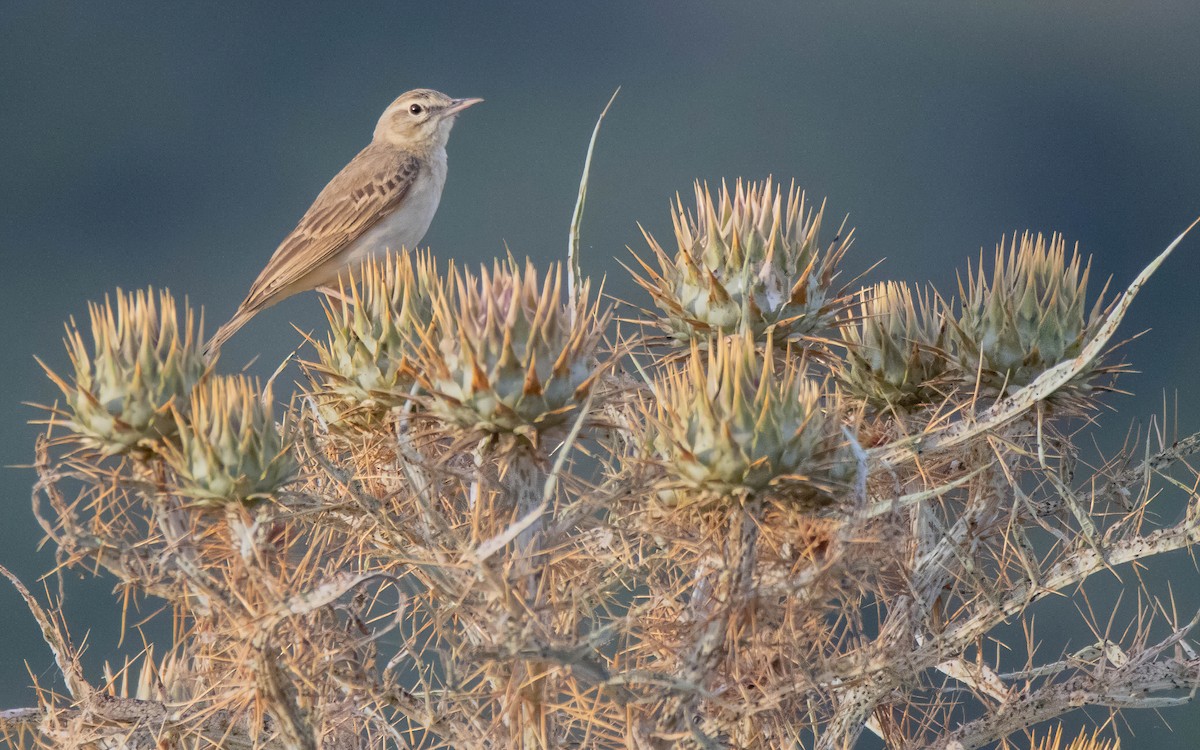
[568,87,620,319]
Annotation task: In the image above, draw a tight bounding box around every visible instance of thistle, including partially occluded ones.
[647,333,851,507]
[412,259,610,446]
[166,375,296,505]
[1031,727,1118,750]
[40,288,207,457]
[310,251,439,424]
[838,281,951,409]
[630,178,852,347]
[952,232,1111,399]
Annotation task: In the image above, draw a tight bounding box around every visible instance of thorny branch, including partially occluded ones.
[8,178,1200,750]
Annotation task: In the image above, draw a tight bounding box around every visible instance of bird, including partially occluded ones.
[205,88,482,359]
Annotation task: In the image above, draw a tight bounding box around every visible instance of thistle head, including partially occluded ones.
[1031,727,1118,750]
[838,282,951,409]
[310,251,439,424]
[647,333,851,508]
[630,178,852,347]
[952,232,1111,400]
[41,288,207,457]
[166,375,297,505]
[413,259,610,446]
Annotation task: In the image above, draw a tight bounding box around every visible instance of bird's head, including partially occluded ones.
[374,89,482,150]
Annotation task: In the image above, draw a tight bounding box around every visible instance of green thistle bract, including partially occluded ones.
[630,178,852,346]
[40,288,207,457]
[166,376,296,505]
[311,251,439,423]
[953,232,1110,398]
[413,259,609,444]
[649,333,850,506]
[838,282,951,409]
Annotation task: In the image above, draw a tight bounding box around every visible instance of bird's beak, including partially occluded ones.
[445,97,484,115]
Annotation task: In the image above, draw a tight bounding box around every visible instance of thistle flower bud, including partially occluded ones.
[630,178,852,346]
[648,333,851,507]
[1031,727,1117,750]
[40,288,207,457]
[413,259,610,444]
[166,375,296,505]
[838,282,951,409]
[953,232,1110,399]
[310,251,439,423]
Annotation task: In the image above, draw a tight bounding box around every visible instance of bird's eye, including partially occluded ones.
[409,103,424,115]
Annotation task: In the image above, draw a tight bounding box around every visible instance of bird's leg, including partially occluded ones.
[316,285,351,303]
[316,285,354,317]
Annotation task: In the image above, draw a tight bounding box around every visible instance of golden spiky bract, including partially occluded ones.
[838,281,951,409]
[310,250,440,424]
[647,332,851,505]
[838,233,1116,412]
[1031,726,1119,750]
[41,287,208,457]
[631,177,852,346]
[411,258,611,444]
[953,231,1111,396]
[164,374,297,505]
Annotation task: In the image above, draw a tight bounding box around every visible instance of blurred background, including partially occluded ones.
[2,2,1200,745]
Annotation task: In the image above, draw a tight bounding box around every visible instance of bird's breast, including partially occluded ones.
[346,160,447,264]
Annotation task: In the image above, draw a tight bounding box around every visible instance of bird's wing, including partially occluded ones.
[238,144,422,313]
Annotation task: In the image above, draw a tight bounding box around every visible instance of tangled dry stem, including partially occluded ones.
[7,205,1200,750]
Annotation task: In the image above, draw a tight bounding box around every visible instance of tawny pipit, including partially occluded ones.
[206,89,482,357]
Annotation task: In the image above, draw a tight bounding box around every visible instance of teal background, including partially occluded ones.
[3,2,1200,745]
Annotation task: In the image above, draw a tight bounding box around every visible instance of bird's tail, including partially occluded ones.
[203,308,255,364]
